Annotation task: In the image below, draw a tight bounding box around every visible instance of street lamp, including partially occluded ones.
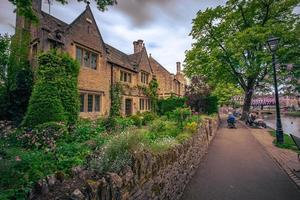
[267,37,284,144]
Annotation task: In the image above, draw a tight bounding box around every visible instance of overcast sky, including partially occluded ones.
[0,0,226,73]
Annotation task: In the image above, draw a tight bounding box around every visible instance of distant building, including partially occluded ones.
[232,95,300,108]
[15,0,187,118]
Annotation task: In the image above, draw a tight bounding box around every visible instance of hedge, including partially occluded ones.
[22,51,79,127]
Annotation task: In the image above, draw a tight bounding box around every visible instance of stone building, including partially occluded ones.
[150,57,186,98]
[16,0,187,118]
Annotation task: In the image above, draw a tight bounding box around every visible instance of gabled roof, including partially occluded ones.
[40,11,68,32]
[149,56,172,75]
[128,52,142,65]
[105,43,140,72]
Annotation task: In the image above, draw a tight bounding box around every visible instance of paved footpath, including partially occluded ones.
[181,120,300,200]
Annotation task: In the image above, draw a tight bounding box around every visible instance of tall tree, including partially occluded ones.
[185,0,300,119]
[0,34,11,119]
[185,76,218,114]
[212,83,243,106]
[8,0,117,22]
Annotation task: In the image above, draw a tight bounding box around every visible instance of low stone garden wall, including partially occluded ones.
[32,116,219,200]
[91,117,219,200]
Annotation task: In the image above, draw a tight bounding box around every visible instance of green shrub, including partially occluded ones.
[129,115,143,127]
[59,54,80,125]
[176,132,192,143]
[22,83,66,127]
[149,137,178,153]
[0,87,9,120]
[54,142,91,171]
[184,122,198,134]
[115,117,134,131]
[90,132,135,173]
[170,107,192,127]
[158,96,186,115]
[149,119,167,133]
[105,116,134,132]
[148,119,180,140]
[8,66,33,125]
[205,95,218,114]
[0,118,107,200]
[110,83,123,117]
[70,119,106,143]
[0,148,57,200]
[140,112,157,125]
[22,51,80,127]
[16,122,67,149]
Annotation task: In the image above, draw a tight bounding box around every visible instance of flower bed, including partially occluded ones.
[0,109,216,199]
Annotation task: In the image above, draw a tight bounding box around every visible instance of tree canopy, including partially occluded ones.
[184,0,300,118]
[212,83,243,106]
[9,0,117,22]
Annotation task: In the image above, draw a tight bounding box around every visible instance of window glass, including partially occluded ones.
[140,99,145,110]
[80,94,84,112]
[76,47,82,64]
[88,94,93,112]
[120,71,131,83]
[128,73,131,83]
[84,50,90,67]
[91,53,97,69]
[139,99,142,110]
[141,72,149,84]
[120,71,123,81]
[95,95,101,112]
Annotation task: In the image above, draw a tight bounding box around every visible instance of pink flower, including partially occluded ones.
[15,156,21,161]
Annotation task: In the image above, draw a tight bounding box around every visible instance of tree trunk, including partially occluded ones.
[241,88,254,120]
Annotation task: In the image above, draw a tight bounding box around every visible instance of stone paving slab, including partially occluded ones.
[244,123,300,189]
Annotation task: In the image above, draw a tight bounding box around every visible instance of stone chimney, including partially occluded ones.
[133,40,144,53]
[176,62,181,74]
[16,0,41,31]
[32,0,42,13]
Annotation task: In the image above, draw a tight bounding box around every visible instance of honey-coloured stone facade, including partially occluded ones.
[17,0,187,118]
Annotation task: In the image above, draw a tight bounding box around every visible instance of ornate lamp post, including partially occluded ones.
[267,37,284,144]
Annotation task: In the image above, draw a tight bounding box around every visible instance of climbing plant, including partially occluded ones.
[22,50,79,127]
[146,78,159,113]
[0,24,34,124]
[110,82,123,117]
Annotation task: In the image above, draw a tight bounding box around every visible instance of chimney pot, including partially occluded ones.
[176,62,181,74]
[32,0,42,13]
[133,39,144,53]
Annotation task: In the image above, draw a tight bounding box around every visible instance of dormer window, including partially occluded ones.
[76,46,98,70]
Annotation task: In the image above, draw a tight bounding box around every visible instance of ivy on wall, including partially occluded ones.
[22,50,80,127]
[110,82,123,117]
[0,21,34,124]
[145,78,159,113]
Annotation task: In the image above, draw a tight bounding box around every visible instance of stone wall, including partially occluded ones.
[82,117,219,200]
[32,117,219,200]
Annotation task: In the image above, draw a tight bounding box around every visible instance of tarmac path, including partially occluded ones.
[181,120,300,200]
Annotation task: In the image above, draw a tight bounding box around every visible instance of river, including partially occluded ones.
[264,115,300,137]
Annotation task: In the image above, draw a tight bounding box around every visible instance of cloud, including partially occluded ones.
[0,0,226,73]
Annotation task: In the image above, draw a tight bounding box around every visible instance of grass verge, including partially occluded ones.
[268,130,299,153]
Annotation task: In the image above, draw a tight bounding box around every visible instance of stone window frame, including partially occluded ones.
[79,91,102,113]
[76,45,98,70]
[120,70,132,83]
[140,71,149,84]
[139,98,151,111]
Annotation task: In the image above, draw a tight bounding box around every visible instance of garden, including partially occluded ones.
[0,48,218,199]
[0,105,217,199]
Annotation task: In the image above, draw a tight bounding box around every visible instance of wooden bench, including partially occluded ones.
[290,134,300,162]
